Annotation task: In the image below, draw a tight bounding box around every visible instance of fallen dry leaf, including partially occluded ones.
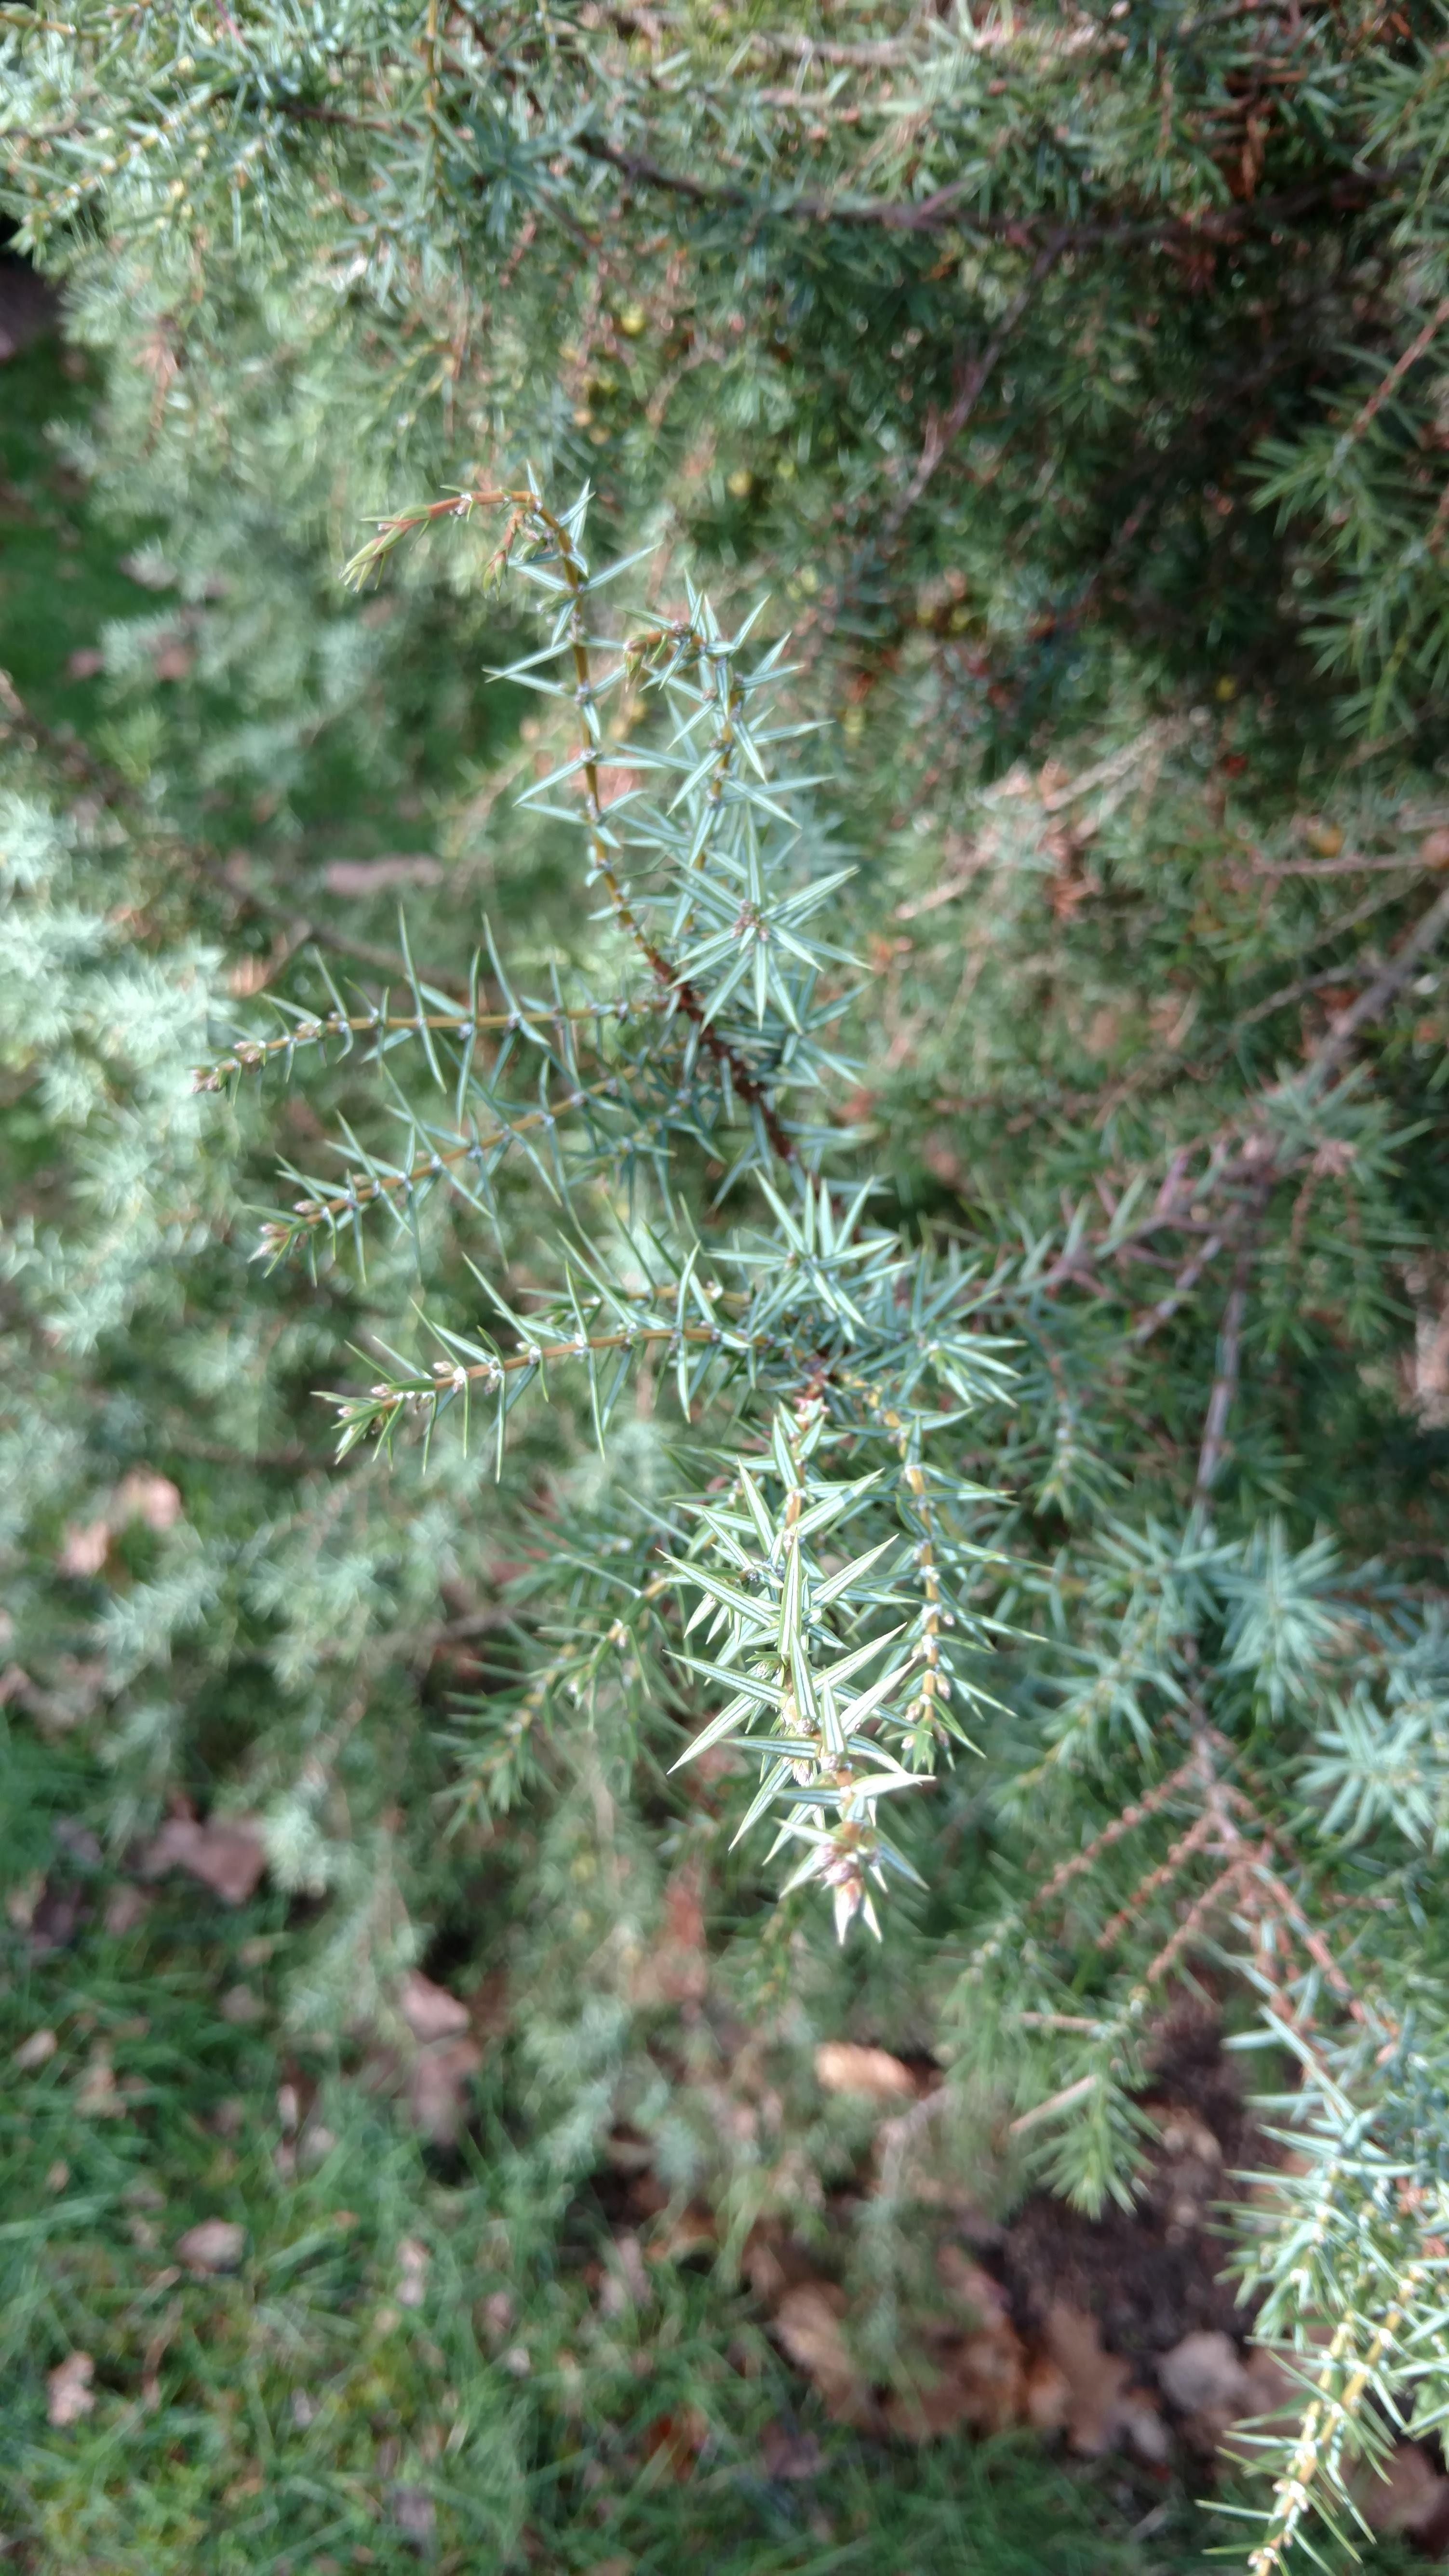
[937,2244,1011,2325]
[14,1657,107,1738]
[176,2219,245,2273]
[104,1875,152,1937]
[772,2281,875,2428]
[396,2237,429,2310]
[58,1518,110,1579]
[1158,2328,1253,2449]
[298,2120,336,2171]
[398,1969,471,2043]
[814,2041,916,2102]
[114,1471,182,1532]
[57,1472,181,1582]
[75,2048,120,2116]
[4,1872,42,1932]
[1354,2441,1449,2549]
[479,2289,514,2344]
[13,2027,57,2071]
[1023,2350,1072,2432]
[886,2324,1029,2442]
[46,2351,95,2427]
[886,2253,1029,2442]
[645,2205,717,2265]
[390,2484,437,2542]
[759,2420,825,2481]
[1042,2301,1164,2458]
[631,1863,709,2006]
[742,2214,829,2306]
[643,2403,709,2479]
[139,1813,266,1905]
[407,2035,482,2145]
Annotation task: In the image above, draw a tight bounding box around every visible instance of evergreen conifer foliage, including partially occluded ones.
[194,489,1449,2573]
[222,479,1019,1936]
[13,7,1449,2569]
[8,1,1449,778]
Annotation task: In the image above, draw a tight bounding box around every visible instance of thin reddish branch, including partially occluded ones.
[1034,879,1449,1332]
[1348,292,1449,443]
[1033,1757,1201,1909]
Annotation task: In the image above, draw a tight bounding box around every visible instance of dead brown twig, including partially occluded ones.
[1032,881,1449,1337]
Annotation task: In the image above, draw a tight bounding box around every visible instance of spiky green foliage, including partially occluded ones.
[216,483,1019,1940]
[9,0,1449,807]
[11,8,1449,2572]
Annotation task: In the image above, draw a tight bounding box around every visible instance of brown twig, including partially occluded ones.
[876,234,1067,554]
[1033,1758,1202,1908]
[1348,293,1449,445]
[1192,1203,1267,1508]
[573,136,1390,248]
[1042,878,1449,1336]
[1302,879,1449,1091]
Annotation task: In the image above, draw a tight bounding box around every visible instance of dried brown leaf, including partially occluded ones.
[114,1471,182,1531]
[406,2036,482,2145]
[1354,2442,1449,2547]
[814,2041,916,2102]
[643,2403,709,2478]
[1158,2327,1253,2449]
[936,2244,1011,2325]
[631,1863,709,2005]
[176,2218,246,2273]
[645,2205,717,2265]
[1023,2351,1072,2431]
[886,2254,1028,2442]
[772,2281,875,2428]
[398,1969,471,2043]
[396,2238,429,2309]
[759,2421,825,2480]
[390,2484,437,2543]
[139,1814,266,1905]
[57,1519,110,1579]
[75,2048,120,2116]
[1031,2308,1144,2462]
[104,1875,152,1937]
[46,2351,95,2427]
